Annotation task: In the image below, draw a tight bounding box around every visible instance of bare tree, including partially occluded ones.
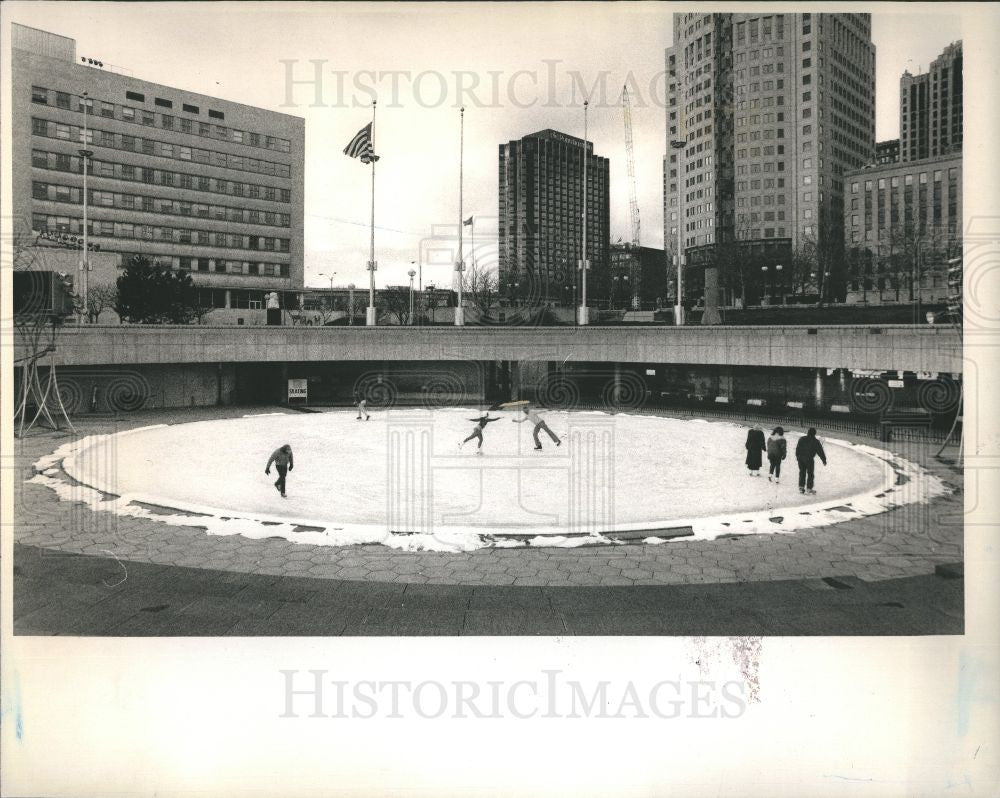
[379,285,412,325]
[462,261,500,313]
[717,218,757,306]
[85,281,118,323]
[786,246,817,300]
[12,229,44,272]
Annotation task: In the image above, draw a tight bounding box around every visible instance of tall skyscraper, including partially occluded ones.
[498,129,610,306]
[663,12,875,304]
[11,23,305,315]
[900,41,963,162]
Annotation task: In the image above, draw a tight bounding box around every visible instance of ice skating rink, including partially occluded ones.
[48,407,945,550]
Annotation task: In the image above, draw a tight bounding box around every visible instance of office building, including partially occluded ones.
[876,139,900,164]
[11,23,305,317]
[900,41,963,162]
[663,12,875,304]
[498,129,610,305]
[609,244,667,309]
[843,153,961,303]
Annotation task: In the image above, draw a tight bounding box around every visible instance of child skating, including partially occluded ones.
[512,404,561,450]
[459,413,501,455]
[265,444,294,498]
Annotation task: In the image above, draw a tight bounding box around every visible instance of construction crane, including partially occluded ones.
[622,85,641,309]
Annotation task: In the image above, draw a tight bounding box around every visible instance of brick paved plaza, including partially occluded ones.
[12,406,964,635]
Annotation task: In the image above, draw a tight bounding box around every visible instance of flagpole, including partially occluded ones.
[455,106,465,326]
[578,100,589,326]
[366,100,378,326]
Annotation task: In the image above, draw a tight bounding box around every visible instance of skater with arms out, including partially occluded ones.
[460,413,502,455]
[512,404,561,450]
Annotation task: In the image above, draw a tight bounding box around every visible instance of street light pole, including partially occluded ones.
[411,260,420,325]
[319,271,336,320]
[79,91,93,322]
[670,137,686,325]
[455,106,465,326]
[366,99,378,326]
[408,269,416,325]
[578,100,590,326]
[348,283,355,325]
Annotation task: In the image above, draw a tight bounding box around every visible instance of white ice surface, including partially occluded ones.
[34,409,950,552]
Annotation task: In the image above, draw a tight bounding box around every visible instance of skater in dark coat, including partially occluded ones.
[766,427,787,482]
[745,425,766,476]
[265,444,294,497]
[795,427,827,494]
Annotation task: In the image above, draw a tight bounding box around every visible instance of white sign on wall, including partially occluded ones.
[287,379,308,402]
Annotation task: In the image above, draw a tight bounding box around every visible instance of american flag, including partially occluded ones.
[343,122,379,164]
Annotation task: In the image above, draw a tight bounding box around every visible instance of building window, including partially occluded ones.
[161,115,174,129]
[183,103,199,114]
[154,97,173,108]
[208,109,225,120]
[126,90,145,102]
[122,107,136,121]
[55,92,71,109]
[32,86,48,104]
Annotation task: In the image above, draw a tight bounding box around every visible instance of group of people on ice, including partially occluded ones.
[744,425,828,494]
[267,397,832,499]
[265,400,560,496]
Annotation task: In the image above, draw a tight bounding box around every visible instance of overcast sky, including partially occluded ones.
[7,2,965,289]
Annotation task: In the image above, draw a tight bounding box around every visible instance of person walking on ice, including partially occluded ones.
[512,404,561,450]
[459,413,502,455]
[744,424,766,476]
[766,426,787,483]
[354,390,369,421]
[265,444,294,498]
[795,427,827,494]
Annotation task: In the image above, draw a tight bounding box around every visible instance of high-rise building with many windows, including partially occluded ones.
[498,129,610,306]
[663,12,875,305]
[11,23,305,315]
[900,41,962,162]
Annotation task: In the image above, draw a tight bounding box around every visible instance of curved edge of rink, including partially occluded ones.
[29,417,953,554]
